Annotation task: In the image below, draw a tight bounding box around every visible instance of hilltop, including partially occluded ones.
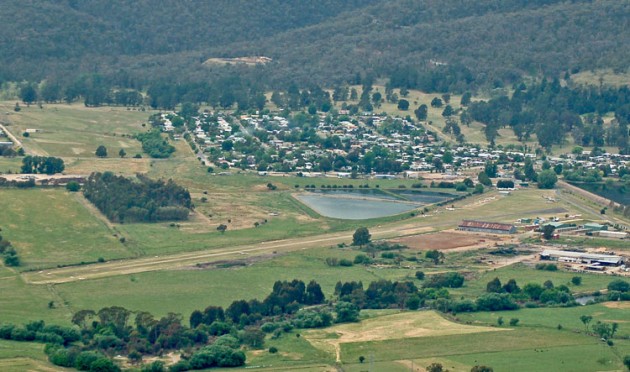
[1,0,628,90]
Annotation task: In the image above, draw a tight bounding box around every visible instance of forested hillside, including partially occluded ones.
[1,0,628,93]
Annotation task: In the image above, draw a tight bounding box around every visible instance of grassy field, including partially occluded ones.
[0,267,71,325]
[0,188,132,270]
[0,102,148,158]
[0,340,58,372]
[455,302,630,338]
[449,262,616,299]
[0,157,20,174]
[52,246,410,317]
[572,69,630,87]
[340,327,629,371]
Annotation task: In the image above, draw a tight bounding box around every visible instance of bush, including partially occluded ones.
[415,271,425,280]
[509,318,520,326]
[424,272,464,289]
[66,181,81,192]
[339,258,353,267]
[269,346,278,354]
[608,279,629,292]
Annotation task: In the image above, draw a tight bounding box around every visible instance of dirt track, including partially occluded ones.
[22,224,434,285]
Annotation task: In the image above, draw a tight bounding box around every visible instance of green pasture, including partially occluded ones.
[0,102,148,158]
[52,247,415,318]
[0,340,55,372]
[456,302,630,338]
[339,327,628,367]
[0,267,70,325]
[0,188,132,270]
[449,262,615,299]
[0,157,20,174]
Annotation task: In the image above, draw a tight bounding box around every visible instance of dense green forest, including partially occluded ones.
[82,172,192,223]
[1,0,628,96]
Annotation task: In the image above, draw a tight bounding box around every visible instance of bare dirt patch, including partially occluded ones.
[391,231,511,251]
[601,301,630,310]
[203,56,272,66]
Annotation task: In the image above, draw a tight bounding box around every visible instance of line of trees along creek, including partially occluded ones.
[82,172,191,223]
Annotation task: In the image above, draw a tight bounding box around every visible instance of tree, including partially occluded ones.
[471,366,493,372]
[415,271,425,280]
[397,99,409,111]
[623,355,630,371]
[571,276,582,286]
[427,362,444,372]
[352,227,371,247]
[335,301,359,323]
[478,172,492,186]
[414,104,428,121]
[486,277,502,293]
[217,224,227,234]
[461,92,472,106]
[580,315,593,332]
[425,250,445,265]
[442,105,454,117]
[118,149,126,158]
[20,85,37,105]
[66,181,81,192]
[95,145,108,158]
[430,97,443,108]
[542,224,556,240]
[537,170,558,189]
[608,279,629,292]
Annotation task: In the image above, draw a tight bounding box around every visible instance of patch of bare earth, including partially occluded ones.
[391,230,512,251]
[601,301,630,309]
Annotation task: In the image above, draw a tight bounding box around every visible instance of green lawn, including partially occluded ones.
[0,188,132,269]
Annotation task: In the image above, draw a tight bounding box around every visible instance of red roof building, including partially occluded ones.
[458,220,516,234]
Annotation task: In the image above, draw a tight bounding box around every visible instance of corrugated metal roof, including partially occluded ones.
[459,220,515,231]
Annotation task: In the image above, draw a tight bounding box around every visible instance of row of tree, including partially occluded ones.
[20,155,65,174]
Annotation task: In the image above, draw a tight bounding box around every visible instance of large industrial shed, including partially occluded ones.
[540,249,624,266]
[458,220,517,234]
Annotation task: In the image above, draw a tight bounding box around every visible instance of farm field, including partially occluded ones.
[49,246,413,317]
[0,102,148,158]
[0,188,132,269]
[0,340,56,372]
[449,262,617,299]
[0,157,20,173]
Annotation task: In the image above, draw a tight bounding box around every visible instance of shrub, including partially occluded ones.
[269,346,278,354]
[66,181,81,192]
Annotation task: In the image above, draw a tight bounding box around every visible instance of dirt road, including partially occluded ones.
[0,123,22,148]
[22,224,434,285]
